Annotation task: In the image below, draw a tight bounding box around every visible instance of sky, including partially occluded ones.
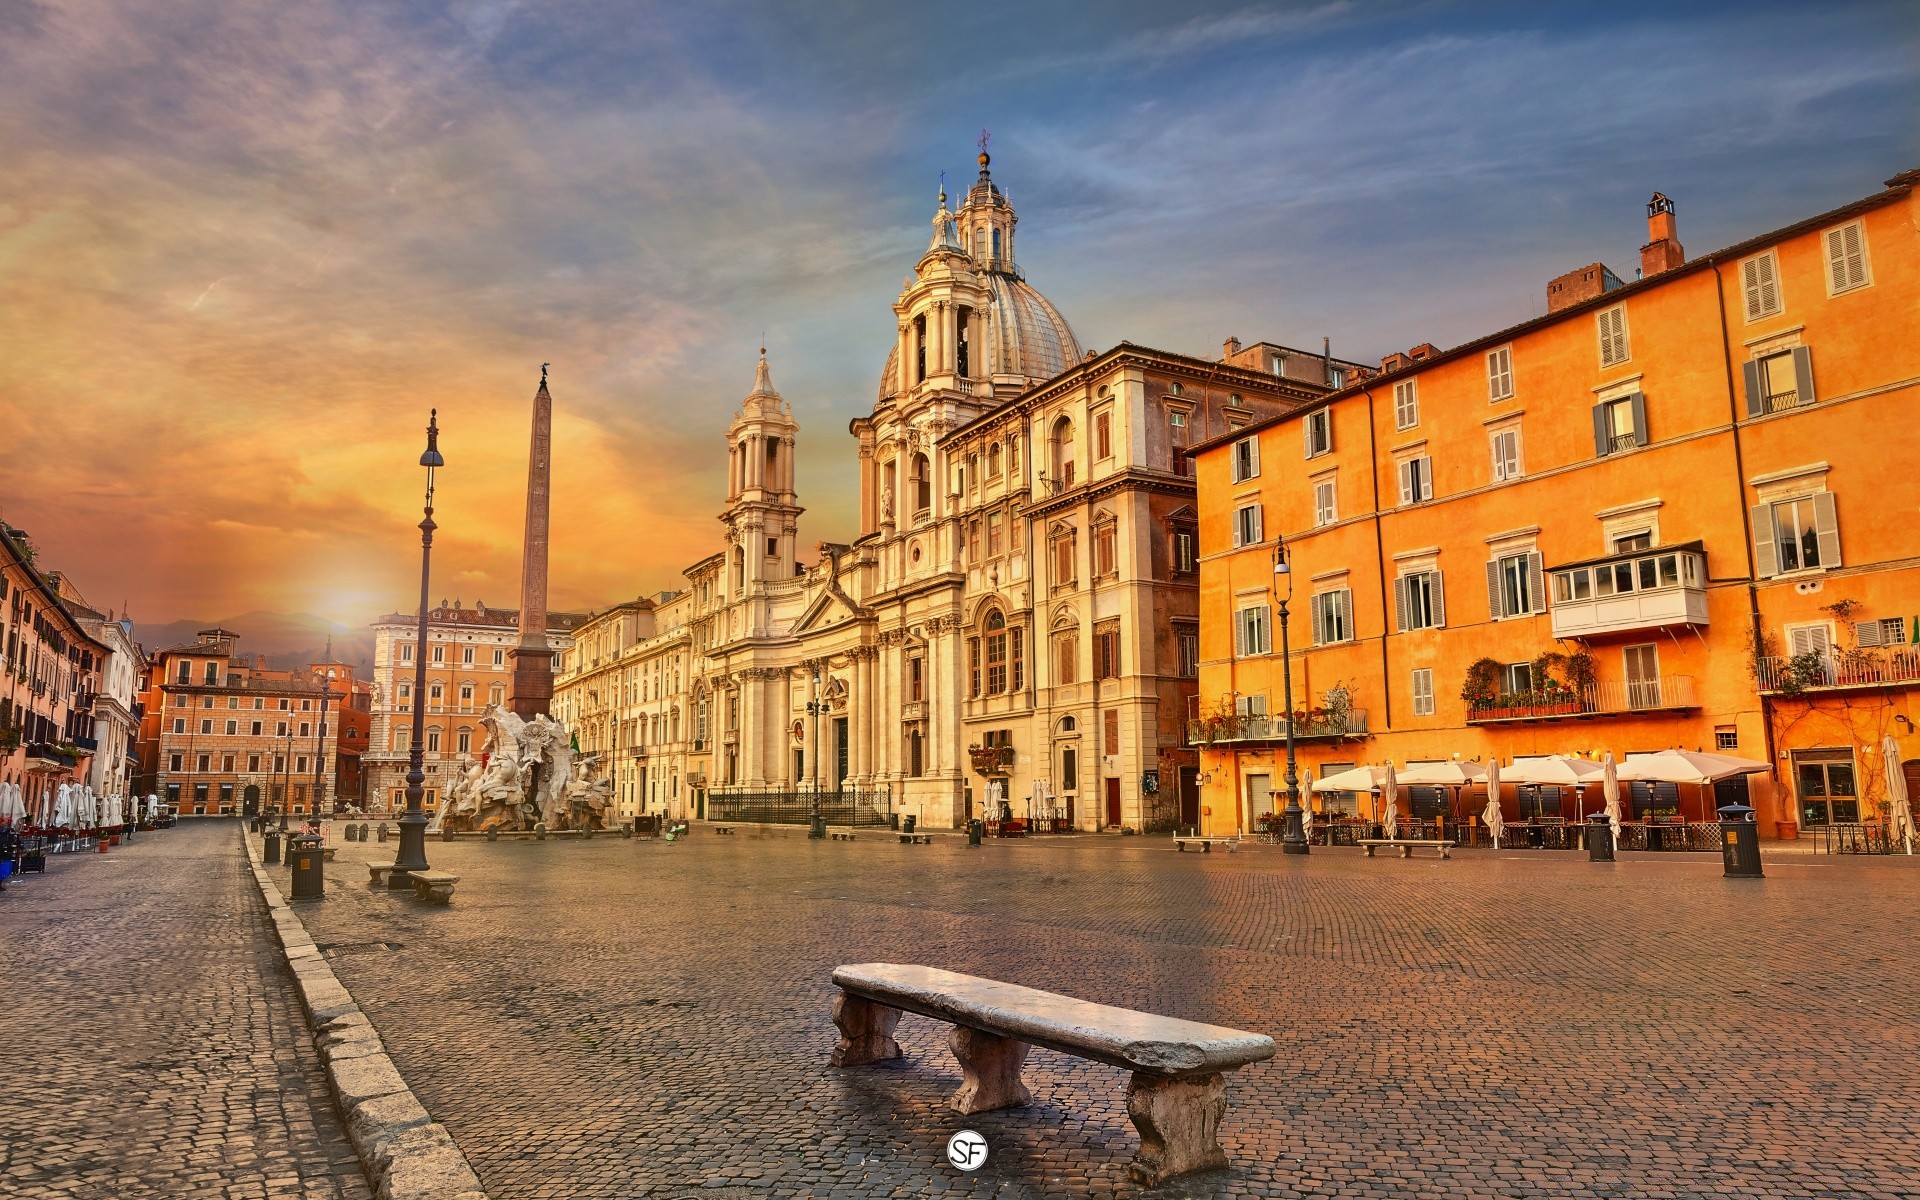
[1,0,1915,630]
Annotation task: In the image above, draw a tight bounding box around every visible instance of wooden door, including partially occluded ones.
[1178,767,1200,829]
[1104,777,1121,827]
[1624,644,1661,709]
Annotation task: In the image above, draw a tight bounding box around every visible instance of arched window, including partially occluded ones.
[1051,418,1076,489]
[985,610,1008,694]
[909,728,924,777]
[991,228,1002,260]
[956,307,972,377]
[914,314,927,382]
[912,453,931,513]
[986,443,1002,478]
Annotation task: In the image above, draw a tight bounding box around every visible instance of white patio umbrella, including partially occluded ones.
[1483,758,1503,848]
[1301,805,1315,844]
[1602,753,1623,847]
[1884,735,1914,856]
[1380,763,1399,840]
[147,793,161,820]
[1397,761,1487,826]
[1617,749,1772,822]
[3,782,21,821]
[1311,764,1393,793]
[54,783,73,829]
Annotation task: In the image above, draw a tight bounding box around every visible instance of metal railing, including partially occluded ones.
[1468,676,1695,722]
[708,786,893,828]
[1756,649,1920,694]
[1762,389,1805,413]
[1819,822,1902,855]
[1186,705,1368,745]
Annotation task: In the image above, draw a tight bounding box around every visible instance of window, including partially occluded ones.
[172,717,186,734]
[1050,420,1075,490]
[197,753,211,772]
[908,728,924,777]
[1393,380,1419,429]
[1488,551,1544,618]
[1310,590,1353,646]
[1487,346,1514,402]
[1394,570,1445,631]
[1796,751,1859,826]
[1167,411,1190,475]
[431,644,444,664]
[1397,456,1432,505]
[457,728,471,754]
[1824,221,1869,294]
[1096,411,1113,460]
[1232,504,1263,547]
[1597,305,1631,368]
[169,752,182,771]
[912,453,932,512]
[968,638,981,697]
[493,648,505,667]
[1234,605,1270,656]
[1095,621,1121,680]
[1591,393,1647,455]
[1856,617,1908,647]
[1614,532,1653,553]
[204,661,218,684]
[1171,526,1197,574]
[1490,428,1522,481]
[1313,479,1337,527]
[1503,662,1532,696]
[1053,632,1078,684]
[967,519,981,563]
[276,721,288,736]
[224,719,237,735]
[250,721,261,736]
[1093,521,1116,577]
[1175,624,1198,677]
[248,754,260,772]
[1231,436,1259,482]
[459,683,474,706]
[299,722,310,737]
[400,643,413,663]
[1741,251,1782,321]
[1329,367,1346,389]
[393,729,409,752]
[1052,529,1076,584]
[1411,669,1435,716]
[1715,726,1739,751]
[177,660,191,684]
[1743,347,1814,416]
[429,684,443,707]
[984,611,1008,694]
[1011,626,1024,691]
[908,656,925,702]
[200,719,213,734]
[1303,409,1332,458]
[490,683,504,706]
[1757,494,1839,575]
[461,645,474,665]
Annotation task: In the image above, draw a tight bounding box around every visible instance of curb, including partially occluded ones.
[242,829,490,1200]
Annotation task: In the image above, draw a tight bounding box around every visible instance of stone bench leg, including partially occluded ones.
[830,993,902,1067]
[1439,845,1452,859]
[1364,844,1376,857]
[1398,844,1413,858]
[948,1026,1031,1114]
[1126,1071,1228,1186]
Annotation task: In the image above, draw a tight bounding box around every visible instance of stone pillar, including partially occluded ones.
[897,323,913,393]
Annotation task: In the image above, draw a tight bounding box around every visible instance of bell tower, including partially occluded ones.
[720,349,803,591]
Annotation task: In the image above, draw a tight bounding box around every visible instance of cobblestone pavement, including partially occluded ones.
[299,828,1920,1199]
[0,822,370,1200]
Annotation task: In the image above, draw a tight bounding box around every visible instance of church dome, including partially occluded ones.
[876,277,1081,402]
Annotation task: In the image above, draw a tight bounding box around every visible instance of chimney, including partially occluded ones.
[1640,192,1684,278]
[1223,336,1242,359]
[1407,343,1439,362]
[1547,262,1624,313]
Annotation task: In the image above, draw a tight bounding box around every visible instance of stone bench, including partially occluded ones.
[713,826,735,835]
[1173,836,1238,853]
[830,832,856,842]
[1358,839,1455,859]
[898,834,932,845]
[830,963,1274,1186]
[409,870,460,904]
[322,846,337,862]
[367,861,398,886]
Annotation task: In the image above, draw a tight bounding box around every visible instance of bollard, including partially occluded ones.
[289,833,324,900]
[1718,802,1764,878]
[534,822,547,840]
[620,824,633,840]
[377,822,390,843]
[486,826,499,842]
[264,830,282,865]
[1586,812,1615,862]
[441,824,455,842]
[968,818,983,848]
[583,826,594,840]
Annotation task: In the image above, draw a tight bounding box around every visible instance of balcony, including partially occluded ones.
[1757,648,1920,695]
[1468,676,1697,725]
[1187,702,1369,747]
[24,741,78,770]
[1549,543,1708,640]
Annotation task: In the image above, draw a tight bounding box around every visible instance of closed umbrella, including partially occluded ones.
[1884,735,1914,856]
[1483,759,1504,848]
[1380,763,1399,840]
[1603,753,1623,847]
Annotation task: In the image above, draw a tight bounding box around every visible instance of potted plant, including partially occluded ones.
[1462,658,1502,719]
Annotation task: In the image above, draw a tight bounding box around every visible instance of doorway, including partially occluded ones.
[242,784,260,817]
[833,717,849,790]
[1178,767,1200,829]
[1624,644,1661,709]
[1104,777,1121,828]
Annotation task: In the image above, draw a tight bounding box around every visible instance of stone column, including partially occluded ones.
[897,323,913,392]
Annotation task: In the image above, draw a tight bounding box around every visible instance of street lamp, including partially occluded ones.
[279,724,296,832]
[805,668,829,839]
[1274,538,1307,855]
[393,410,442,887]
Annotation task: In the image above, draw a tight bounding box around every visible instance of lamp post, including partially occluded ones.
[311,685,330,820]
[1274,538,1308,855]
[278,724,295,832]
[806,668,828,838]
[393,410,442,886]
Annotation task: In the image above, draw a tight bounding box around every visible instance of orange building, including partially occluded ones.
[1190,168,1920,843]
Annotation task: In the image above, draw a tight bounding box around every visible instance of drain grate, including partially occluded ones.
[318,941,401,956]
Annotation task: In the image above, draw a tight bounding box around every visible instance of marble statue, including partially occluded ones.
[431,704,605,833]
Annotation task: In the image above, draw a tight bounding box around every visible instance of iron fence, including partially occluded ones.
[1614,821,1720,852]
[1820,822,1901,855]
[708,786,894,828]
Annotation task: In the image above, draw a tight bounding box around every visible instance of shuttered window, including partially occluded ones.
[1742,347,1816,417]
[1855,617,1907,648]
[1394,380,1419,429]
[1303,410,1332,458]
[1231,436,1260,482]
[1825,221,1869,294]
[1591,393,1648,456]
[1754,493,1840,576]
[1490,428,1522,481]
[1314,479,1337,527]
[1232,504,1263,547]
[1234,605,1271,656]
[1397,456,1433,505]
[1310,590,1354,646]
[1487,346,1514,402]
[1597,305,1631,368]
[1411,669,1435,716]
[1486,552,1544,619]
[1393,571,1446,631]
[1741,252,1782,321]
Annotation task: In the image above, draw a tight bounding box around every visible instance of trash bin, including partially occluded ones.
[289,833,324,900]
[1585,812,1614,862]
[903,814,918,835]
[263,830,282,864]
[1717,802,1763,878]
[967,819,983,848]
[888,812,900,831]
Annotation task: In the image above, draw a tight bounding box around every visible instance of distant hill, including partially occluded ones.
[134,611,378,673]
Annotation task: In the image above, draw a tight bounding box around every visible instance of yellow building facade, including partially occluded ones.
[1192,168,1920,842]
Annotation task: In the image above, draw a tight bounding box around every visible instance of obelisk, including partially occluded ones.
[508,364,554,719]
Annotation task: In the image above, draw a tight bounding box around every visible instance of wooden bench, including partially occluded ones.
[898,834,932,845]
[1357,839,1455,859]
[830,963,1274,1186]
[366,861,398,886]
[409,870,460,904]
[1173,836,1238,853]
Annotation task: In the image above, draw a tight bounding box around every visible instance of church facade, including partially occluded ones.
[554,150,1354,830]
